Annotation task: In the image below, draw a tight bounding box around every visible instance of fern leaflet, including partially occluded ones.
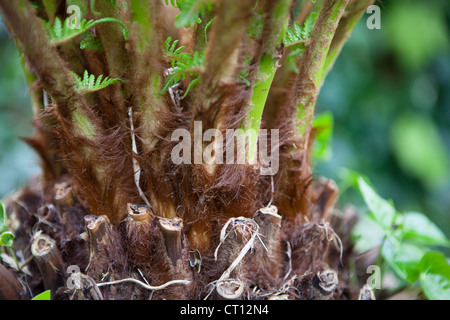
[80,32,103,51]
[284,10,320,73]
[284,9,320,46]
[161,37,204,98]
[70,70,121,93]
[303,10,318,38]
[236,56,252,86]
[44,16,129,45]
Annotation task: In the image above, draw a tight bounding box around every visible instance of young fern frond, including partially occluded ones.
[165,0,213,28]
[284,10,320,45]
[70,70,122,93]
[236,56,252,86]
[80,32,103,51]
[285,22,305,46]
[163,37,189,66]
[43,16,129,46]
[284,9,320,73]
[161,37,204,98]
[285,8,318,45]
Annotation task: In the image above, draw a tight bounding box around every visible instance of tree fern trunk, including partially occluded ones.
[0,0,374,300]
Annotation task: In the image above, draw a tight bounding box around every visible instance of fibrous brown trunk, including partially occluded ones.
[0,0,374,300]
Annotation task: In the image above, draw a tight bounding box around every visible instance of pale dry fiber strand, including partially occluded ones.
[97,277,190,291]
[128,107,151,207]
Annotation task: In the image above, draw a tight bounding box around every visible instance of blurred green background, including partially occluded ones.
[315,0,450,239]
[0,14,40,199]
[0,0,449,237]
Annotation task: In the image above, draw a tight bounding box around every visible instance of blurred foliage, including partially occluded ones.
[0,16,40,199]
[315,0,450,241]
[312,111,334,162]
[351,175,450,299]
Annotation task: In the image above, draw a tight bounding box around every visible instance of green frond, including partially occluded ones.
[44,16,129,46]
[182,78,200,99]
[284,8,320,47]
[285,22,303,46]
[80,32,103,51]
[161,37,204,98]
[284,9,321,73]
[236,56,252,86]
[303,10,319,38]
[69,70,122,93]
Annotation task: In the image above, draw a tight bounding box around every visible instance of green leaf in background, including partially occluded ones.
[0,202,6,233]
[402,212,450,247]
[352,176,450,298]
[351,213,385,252]
[357,176,397,232]
[0,231,14,247]
[337,168,372,196]
[384,2,450,71]
[382,239,425,283]
[390,113,449,188]
[312,111,333,162]
[32,290,51,300]
[419,252,450,300]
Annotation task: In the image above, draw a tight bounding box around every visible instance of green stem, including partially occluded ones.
[198,0,253,111]
[293,0,349,142]
[246,54,278,161]
[130,0,160,53]
[94,0,130,100]
[7,247,20,272]
[318,0,375,86]
[245,0,292,162]
[129,0,167,151]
